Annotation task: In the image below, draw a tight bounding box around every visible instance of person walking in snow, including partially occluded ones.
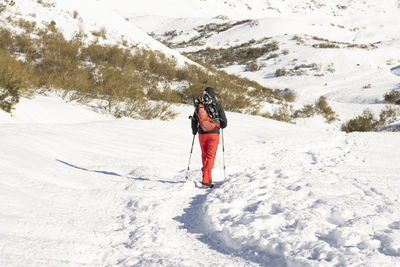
[191,87,227,188]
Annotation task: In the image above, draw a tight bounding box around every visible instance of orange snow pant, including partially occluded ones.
[199,133,220,184]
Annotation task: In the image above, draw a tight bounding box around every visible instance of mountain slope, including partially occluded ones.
[99,0,400,19]
[128,3,400,120]
[0,0,192,65]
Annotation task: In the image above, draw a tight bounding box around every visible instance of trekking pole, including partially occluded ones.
[185,118,196,180]
[222,128,227,181]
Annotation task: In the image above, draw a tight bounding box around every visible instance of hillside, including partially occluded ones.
[127,1,400,125]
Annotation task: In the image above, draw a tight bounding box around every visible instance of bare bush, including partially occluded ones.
[282,89,296,102]
[341,109,379,133]
[293,96,337,123]
[275,68,286,77]
[379,105,400,125]
[0,49,36,112]
[183,40,279,68]
[293,104,315,118]
[384,90,400,104]
[262,103,294,123]
[315,96,338,123]
[0,22,292,121]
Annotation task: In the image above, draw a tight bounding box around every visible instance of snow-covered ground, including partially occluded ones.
[1,0,400,266]
[1,94,400,266]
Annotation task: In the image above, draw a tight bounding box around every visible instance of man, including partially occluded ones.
[191,87,227,188]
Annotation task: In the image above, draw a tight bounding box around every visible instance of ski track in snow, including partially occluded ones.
[1,96,400,266]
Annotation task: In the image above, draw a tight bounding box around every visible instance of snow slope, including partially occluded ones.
[99,0,400,19]
[1,94,400,266]
[0,0,192,65]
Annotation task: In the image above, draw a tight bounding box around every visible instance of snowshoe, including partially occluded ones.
[201,182,214,188]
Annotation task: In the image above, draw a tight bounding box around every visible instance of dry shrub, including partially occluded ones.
[0,28,13,50]
[293,104,315,118]
[315,96,338,123]
[0,49,36,112]
[97,67,145,111]
[342,106,400,133]
[245,61,261,72]
[384,90,400,104]
[341,109,378,133]
[84,44,129,67]
[91,27,107,39]
[282,88,296,102]
[291,35,304,44]
[248,86,275,102]
[120,99,177,120]
[73,10,79,19]
[183,41,279,67]
[147,86,183,103]
[293,96,337,123]
[275,68,286,77]
[379,105,400,125]
[0,4,7,14]
[262,103,293,123]
[313,43,339,49]
[217,89,254,113]
[0,22,290,121]
[17,18,37,33]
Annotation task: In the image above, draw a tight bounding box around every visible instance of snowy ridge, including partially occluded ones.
[99,0,400,19]
[0,0,193,65]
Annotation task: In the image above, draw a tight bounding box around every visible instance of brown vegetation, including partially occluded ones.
[384,90,400,104]
[341,106,400,133]
[293,96,338,123]
[0,23,287,119]
[183,40,279,68]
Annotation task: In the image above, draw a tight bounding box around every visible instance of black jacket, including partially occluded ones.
[191,87,227,135]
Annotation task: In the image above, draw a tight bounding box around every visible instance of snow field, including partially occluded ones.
[0,95,253,266]
[1,93,400,266]
[202,113,400,266]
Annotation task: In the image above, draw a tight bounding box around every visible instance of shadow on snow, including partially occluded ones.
[56,159,184,184]
[173,182,291,267]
